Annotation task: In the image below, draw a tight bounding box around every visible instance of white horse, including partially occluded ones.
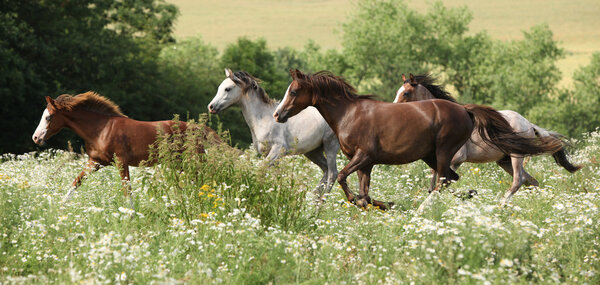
[394,74,581,206]
[208,69,339,195]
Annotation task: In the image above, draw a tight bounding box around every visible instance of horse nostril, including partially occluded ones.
[208,104,213,111]
[273,112,279,119]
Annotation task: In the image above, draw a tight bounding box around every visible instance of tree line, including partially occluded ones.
[1,0,598,154]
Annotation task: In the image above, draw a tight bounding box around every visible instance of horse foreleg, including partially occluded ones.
[337,152,368,204]
[356,165,374,207]
[428,169,437,193]
[266,144,285,166]
[303,146,329,197]
[65,158,102,200]
[323,136,340,194]
[118,164,131,197]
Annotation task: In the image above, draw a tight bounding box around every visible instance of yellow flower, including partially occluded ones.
[200,184,210,191]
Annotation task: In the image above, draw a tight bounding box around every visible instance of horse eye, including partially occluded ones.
[403,92,410,98]
[46,115,52,121]
[290,91,297,96]
[225,87,231,92]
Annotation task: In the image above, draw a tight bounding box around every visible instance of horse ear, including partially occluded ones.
[402,74,406,82]
[225,68,233,78]
[290,68,304,80]
[45,96,57,111]
[409,73,417,84]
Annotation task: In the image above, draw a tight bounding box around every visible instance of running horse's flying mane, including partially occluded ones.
[32,91,220,199]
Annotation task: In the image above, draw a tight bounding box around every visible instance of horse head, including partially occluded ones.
[32,96,66,145]
[273,69,316,123]
[208,68,246,114]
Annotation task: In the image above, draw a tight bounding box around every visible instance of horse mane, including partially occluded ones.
[297,71,376,102]
[231,71,277,106]
[412,73,456,103]
[54,91,127,117]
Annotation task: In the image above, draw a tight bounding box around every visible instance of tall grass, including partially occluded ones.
[0,128,599,283]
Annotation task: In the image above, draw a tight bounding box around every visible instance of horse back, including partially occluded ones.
[339,99,471,164]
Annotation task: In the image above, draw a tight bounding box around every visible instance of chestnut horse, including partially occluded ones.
[273,70,563,210]
[32,92,218,199]
[394,73,581,205]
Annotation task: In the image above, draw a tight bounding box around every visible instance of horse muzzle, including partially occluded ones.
[273,110,289,123]
[32,135,45,145]
[208,103,221,114]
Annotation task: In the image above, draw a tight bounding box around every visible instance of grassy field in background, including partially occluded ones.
[167,0,600,87]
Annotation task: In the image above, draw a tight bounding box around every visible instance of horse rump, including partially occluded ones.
[463,104,563,156]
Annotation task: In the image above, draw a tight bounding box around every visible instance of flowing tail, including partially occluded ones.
[464,104,563,155]
[533,129,583,173]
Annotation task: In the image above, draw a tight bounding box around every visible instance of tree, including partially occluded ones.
[0,0,178,154]
[529,52,600,137]
[341,0,563,111]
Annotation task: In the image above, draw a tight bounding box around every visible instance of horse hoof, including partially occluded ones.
[468,189,478,198]
[356,198,369,208]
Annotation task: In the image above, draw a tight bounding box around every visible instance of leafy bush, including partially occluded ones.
[139,117,310,230]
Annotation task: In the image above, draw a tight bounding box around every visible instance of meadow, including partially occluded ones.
[168,0,600,87]
[1,126,599,283]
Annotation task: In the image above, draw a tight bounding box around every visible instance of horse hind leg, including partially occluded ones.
[552,148,583,173]
[499,156,528,207]
[417,150,459,214]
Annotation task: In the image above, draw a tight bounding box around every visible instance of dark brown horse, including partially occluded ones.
[32,92,218,199]
[273,70,563,210]
[394,73,581,205]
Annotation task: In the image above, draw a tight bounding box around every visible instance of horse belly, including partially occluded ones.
[463,130,505,163]
[373,125,437,164]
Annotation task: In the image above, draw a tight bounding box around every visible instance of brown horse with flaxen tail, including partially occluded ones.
[32,92,220,200]
[273,70,562,211]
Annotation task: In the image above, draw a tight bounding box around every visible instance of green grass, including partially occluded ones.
[1,128,599,283]
[167,0,600,86]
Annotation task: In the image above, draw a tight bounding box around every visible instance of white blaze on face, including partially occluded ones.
[393,86,405,103]
[32,108,50,144]
[274,84,292,116]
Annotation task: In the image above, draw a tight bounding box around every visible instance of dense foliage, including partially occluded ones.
[1,0,598,153]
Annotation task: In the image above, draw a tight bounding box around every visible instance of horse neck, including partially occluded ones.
[62,109,114,143]
[238,91,276,141]
[313,96,355,135]
[416,85,436,101]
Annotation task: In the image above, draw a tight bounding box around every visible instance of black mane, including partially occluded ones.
[411,74,456,102]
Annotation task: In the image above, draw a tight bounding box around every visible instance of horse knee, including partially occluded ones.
[337,172,347,184]
[442,170,459,183]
